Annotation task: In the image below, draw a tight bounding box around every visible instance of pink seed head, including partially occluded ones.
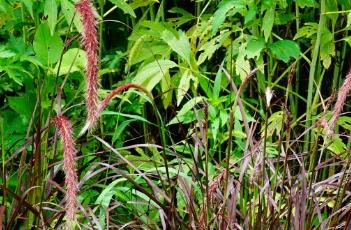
[79,83,151,136]
[76,0,99,132]
[53,115,78,225]
[329,69,351,131]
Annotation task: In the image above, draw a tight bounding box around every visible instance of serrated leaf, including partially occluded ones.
[133,60,177,91]
[236,47,251,81]
[109,0,136,18]
[268,40,300,63]
[261,111,284,138]
[212,0,246,35]
[167,96,205,125]
[53,48,86,76]
[327,136,346,157]
[44,0,58,35]
[212,0,236,35]
[293,23,318,40]
[33,23,64,65]
[161,30,196,70]
[262,7,275,41]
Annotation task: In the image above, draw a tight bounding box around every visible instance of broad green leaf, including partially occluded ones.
[325,0,338,28]
[246,37,265,59]
[177,70,193,106]
[44,0,58,35]
[61,0,83,32]
[261,111,284,138]
[0,46,16,58]
[347,12,351,28]
[277,0,288,8]
[296,0,316,8]
[244,4,257,24]
[8,93,36,125]
[212,0,246,35]
[53,48,86,76]
[212,68,223,99]
[342,36,351,47]
[22,0,33,19]
[167,96,205,125]
[95,180,120,207]
[262,7,275,42]
[327,136,346,158]
[109,0,136,18]
[268,40,300,63]
[211,117,220,142]
[161,30,196,70]
[320,28,335,69]
[161,72,172,108]
[33,23,64,65]
[133,59,177,91]
[293,23,318,40]
[236,45,251,81]
[129,0,158,9]
[337,116,351,131]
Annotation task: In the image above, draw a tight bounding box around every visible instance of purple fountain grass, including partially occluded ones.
[76,0,99,132]
[328,69,351,132]
[53,115,78,225]
[79,83,150,136]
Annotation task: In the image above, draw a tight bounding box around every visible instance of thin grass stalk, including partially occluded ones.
[304,0,326,152]
[329,149,351,228]
[329,69,351,131]
[78,82,172,188]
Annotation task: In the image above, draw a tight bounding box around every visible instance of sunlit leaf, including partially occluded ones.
[167,96,205,125]
[33,23,64,65]
[44,0,58,36]
[262,7,275,41]
[109,0,136,18]
[133,59,177,91]
[53,48,86,76]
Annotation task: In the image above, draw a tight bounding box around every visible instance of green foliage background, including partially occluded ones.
[0,0,351,229]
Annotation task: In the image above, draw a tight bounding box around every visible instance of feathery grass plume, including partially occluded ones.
[79,83,151,136]
[329,69,351,132]
[75,0,99,131]
[53,115,78,225]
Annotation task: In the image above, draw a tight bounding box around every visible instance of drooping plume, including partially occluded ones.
[53,115,78,224]
[79,83,151,136]
[76,0,99,131]
[329,69,351,132]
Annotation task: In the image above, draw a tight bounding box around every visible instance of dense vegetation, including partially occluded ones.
[1,0,351,229]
